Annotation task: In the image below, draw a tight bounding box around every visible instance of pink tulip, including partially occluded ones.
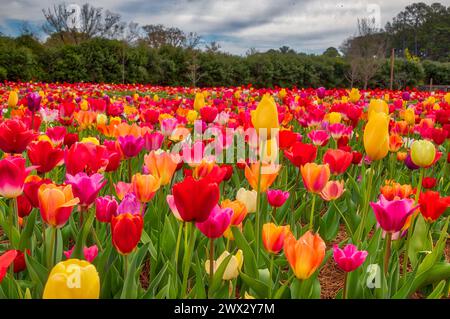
[143,131,164,151]
[267,189,290,207]
[95,195,118,223]
[166,195,182,221]
[333,244,368,272]
[196,205,232,239]
[117,193,141,216]
[66,172,106,208]
[0,156,33,198]
[64,245,98,263]
[118,135,144,158]
[370,195,418,233]
[320,180,345,201]
[328,123,349,140]
[307,130,330,146]
[114,182,132,200]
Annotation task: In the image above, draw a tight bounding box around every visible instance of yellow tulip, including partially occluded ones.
[204,250,243,280]
[8,91,18,108]
[279,88,287,99]
[403,108,415,125]
[186,109,198,123]
[348,88,360,102]
[368,99,388,120]
[328,112,342,124]
[410,140,436,167]
[251,94,279,138]
[194,92,205,111]
[80,100,89,111]
[80,137,100,145]
[153,94,159,102]
[96,113,108,126]
[43,259,100,299]
[445,93,450,104]
[363,112,389,161]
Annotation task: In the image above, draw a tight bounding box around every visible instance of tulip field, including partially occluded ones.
[0,81,449,300]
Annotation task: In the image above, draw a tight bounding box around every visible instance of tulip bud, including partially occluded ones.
[410,140,436,167]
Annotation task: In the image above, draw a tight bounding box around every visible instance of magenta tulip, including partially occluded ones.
[333,244,368,272]
[196,205,232,239]
[370,195,418,233]
[267,189,290,208]
[118,135,144,158]
[95,196,118,223]
[66,172,106,208]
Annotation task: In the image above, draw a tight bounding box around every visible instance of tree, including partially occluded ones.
[279,46,296,54]
[322,47,340,58]
[42,3,123,44]
[341,18,387,89]
[141,24,186,48]
[205,41,221,53]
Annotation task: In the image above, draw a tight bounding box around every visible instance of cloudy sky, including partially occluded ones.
[0,0,440,55]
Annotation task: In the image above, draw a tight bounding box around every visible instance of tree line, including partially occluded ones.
[0,2,448,88]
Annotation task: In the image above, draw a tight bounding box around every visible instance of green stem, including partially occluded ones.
[384,232,392,275]
[182,222,196,298]
[174,221,183,275]
[255,161,263,264]
[47,227,56,268]
[208,238,214,298]
[343,272,348,299]
[356,161,375,242]
[309,194,316,231]
[128,158,132,182]
[269,254,274,298]
[402,167,424,280]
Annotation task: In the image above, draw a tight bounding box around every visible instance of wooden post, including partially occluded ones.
[389,48,395,91]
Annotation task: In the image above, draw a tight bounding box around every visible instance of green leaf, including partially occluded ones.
[210,254,233,294]
[426,280,446,299]
[240,271,270,298]
[120,243,149,299]
[19,210,37,251]
[25,253,48,298]
[231,227,258,278]
[72,211,95,259]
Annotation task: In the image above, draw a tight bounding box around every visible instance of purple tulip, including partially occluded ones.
[27,92,41,112]
[117,193,142,216]
[66,172,106,208]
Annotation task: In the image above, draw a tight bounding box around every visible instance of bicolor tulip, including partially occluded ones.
[251,94,279,138]
[66,173,106,208]
[196,205,232,239]
[172,176,220,222]
[43,259,100,299]
[370,195,418,233]
[323,149,352,175]
[204,250,243,280]
[95,196,118,223]
[23,175,52,207]
[27,140,64,173]
[363,112,389,161]
[144,150,179,185]
[320,180,345,201]
[333,244,368,272]
[111,213,143,255]
[300,163,330,194]
[0,156,33,198]
[284,141,317,167]
[220,199,248,226]
[267,189,290,207]
[0,119,37,154]
[283,231,326,280]
[410,140,436,167]
[244,162,281,193]
[307,130,330,147]
[38,184,80,227]
[419,191,450,222]
[131,173,160,203]
[262,223,290,254]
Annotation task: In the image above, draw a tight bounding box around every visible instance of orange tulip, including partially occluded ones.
[74,110,97,130]
[300,163,330,194]
[221,199,248,226]
[262,223,290,254]
[283,231,326,280]
[144,151,180,186]
[131,173,160,203]
[244,162,281,193]
[380,180,414,200]
[38,184,80,228]
[389,134,403,152]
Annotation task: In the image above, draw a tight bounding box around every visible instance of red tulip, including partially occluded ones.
[200,106,218,123]
[323,149,353,175]
[0,156,33,198]
[422,177,437,189]
[27,140,64,173]
[111,213,143,255]
[419,191,450,222]
[17,194,32,218]
[0,119,37,154]
[65,142,109,175]
[172,176,220,222]
[279,130,300,150]
[284,141,317,168]
[0,250,17,283]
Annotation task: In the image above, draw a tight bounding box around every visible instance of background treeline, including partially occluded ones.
[0,1,448,88]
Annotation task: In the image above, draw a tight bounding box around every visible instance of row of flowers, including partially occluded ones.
[0,82,449,299]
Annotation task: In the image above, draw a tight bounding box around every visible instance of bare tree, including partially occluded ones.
[42,3,123,44]
[205,41,221,53]
[142,24,187,48]
[341,18,387,89]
